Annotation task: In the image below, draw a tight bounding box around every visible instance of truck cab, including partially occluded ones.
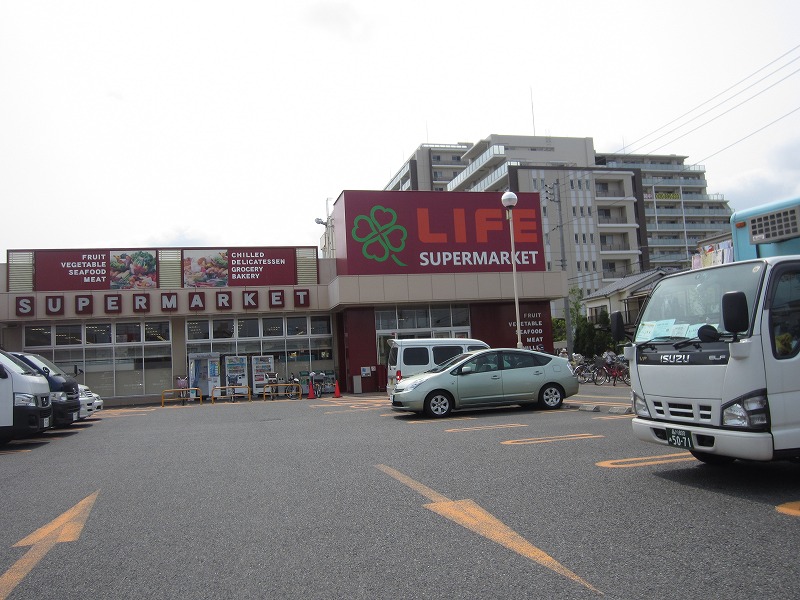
[614,256,800,464]
[0,350,53,444]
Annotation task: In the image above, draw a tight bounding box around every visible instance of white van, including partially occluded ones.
[386,338,489,395]
[0,350,53,444]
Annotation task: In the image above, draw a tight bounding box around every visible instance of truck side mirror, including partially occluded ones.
[610,311,626,342]
[722,291,749,335]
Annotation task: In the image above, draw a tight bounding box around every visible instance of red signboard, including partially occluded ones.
[333,191,545,276]
[182,248,297,288]
[34,250,158,292]
[30,247,301,291]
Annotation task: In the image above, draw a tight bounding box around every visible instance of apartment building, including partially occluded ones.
[384,135,731,314]
[595,152,731,269]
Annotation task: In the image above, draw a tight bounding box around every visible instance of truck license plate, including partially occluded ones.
[666,427,693,449]
[43,417,50,428]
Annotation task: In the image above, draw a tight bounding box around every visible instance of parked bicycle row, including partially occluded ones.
[572,351,630,386]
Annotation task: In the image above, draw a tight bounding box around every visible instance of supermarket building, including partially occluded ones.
[0,191,566,405]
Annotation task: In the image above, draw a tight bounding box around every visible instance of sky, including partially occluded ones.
[2,0,800,258]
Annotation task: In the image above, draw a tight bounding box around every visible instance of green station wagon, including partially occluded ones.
[390,348,579,418]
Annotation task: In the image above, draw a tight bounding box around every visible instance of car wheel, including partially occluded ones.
[424,391,453,418]
[690,451,736,465]
[538,384,564,409]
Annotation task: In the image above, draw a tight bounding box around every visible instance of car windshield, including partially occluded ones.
[0,350,38,375]
[23,354,69,377]
[428,353,470,373]
[635,261,765,343]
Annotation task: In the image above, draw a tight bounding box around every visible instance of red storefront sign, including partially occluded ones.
[33,250,158,291]
[333,191,544,276]
[182,248,297,288]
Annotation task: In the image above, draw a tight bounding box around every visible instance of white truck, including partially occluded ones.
[0,350,53,444]
[611,198,800,464]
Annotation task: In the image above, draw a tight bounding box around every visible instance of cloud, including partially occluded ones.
[304,1,370,41]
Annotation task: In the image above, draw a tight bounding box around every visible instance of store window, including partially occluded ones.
[86,323,112,344]
[287,316,307,335]
[310,316,331,335]
[430,307,451,328]
[398,306,430,329]
[237,318,260,338]
[145,322,170,342]
[187,320,210,340]
[212,319,234,339]
[25,325,51,347]
[375,309,397,330]
[452,306,470,327]
[56,324,82,346]
[116,323,141,343]
[263,317,283,337]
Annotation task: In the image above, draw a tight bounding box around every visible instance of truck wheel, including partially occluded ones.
[538,384,564,409]
[690,451,735,465]
[424,391,453,418]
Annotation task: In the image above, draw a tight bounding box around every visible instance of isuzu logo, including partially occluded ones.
[660,354,690,364]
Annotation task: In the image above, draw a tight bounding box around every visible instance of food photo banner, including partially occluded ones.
[182,248,297,287]
[33,250,159,291]
[31,247,299,291]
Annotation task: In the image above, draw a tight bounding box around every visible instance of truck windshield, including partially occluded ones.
[635,261,765,343]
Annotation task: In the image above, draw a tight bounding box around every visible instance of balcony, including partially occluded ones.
[643,177,707,187]
[605,161,704,173]
[600,244,632,252]
[447,145,506,191]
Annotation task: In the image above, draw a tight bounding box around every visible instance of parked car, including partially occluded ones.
[79,385,103,415]
[390,348,579,418]
[0,350,52,444]
[386,337,489,395]
[12,352,81,428]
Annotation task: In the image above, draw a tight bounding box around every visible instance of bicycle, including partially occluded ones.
[176,376,189,405]
[284,376,300,399]
[575,356,602,384]
[313,377,325,398]
[594,358,630,386]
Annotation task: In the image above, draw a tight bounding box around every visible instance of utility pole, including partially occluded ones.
[546,180,574,356]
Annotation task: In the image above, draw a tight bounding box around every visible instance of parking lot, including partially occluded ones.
[1,385,799,599]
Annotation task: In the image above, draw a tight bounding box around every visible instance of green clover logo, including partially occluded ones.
[352,205,407,266]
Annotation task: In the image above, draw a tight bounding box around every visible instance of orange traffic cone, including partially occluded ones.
[334,380,341,398]
[307,380,315,399]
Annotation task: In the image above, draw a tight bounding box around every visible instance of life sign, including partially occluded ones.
[336,190,545,276]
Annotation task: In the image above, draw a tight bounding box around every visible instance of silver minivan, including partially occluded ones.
[386,338,489,395]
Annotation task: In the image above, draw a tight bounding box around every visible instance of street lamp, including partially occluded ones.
[501,191,523,349]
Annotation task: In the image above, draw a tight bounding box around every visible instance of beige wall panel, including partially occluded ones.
[476,273,503,299]
[406,275,433,302]
[357,276,386,303]
[430,274,457,300]
[382,276,411,303]
[453,274,480,299]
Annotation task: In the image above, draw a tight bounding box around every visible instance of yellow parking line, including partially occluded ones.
[502,433,604,445]
[595,452,694,468]
[776,501,800,517]
[445,423,528,433]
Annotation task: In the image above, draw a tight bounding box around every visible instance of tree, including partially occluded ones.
[552,318,566,341]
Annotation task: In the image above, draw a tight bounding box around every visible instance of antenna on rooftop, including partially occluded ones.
[530,87,536,136]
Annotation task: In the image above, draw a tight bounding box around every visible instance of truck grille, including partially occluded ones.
[653,400,712,422]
